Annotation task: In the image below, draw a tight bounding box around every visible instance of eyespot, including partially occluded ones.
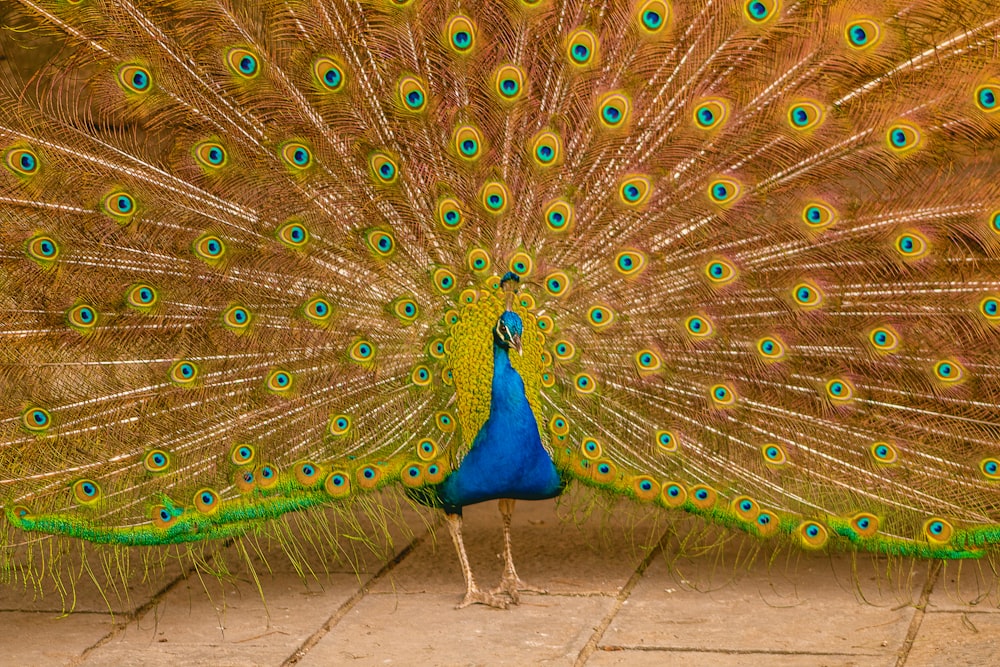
[744,0,778,23]
[278,143,312,171]
[761,443,787,465]
[401,463,426,488]
[494,64,525,101]
[886,123,921,154]
[656,430,678,453]
[619,175,651,206]
[433,267,457,293]
[508,252,533,277]
[802,201,836,229]
[933,359,965,384]
[22,407,51,433]
[356,464,383,489]
[707,177,741,206]
[266,369,293,393]
[797,520,828,548]
[481,181,509,213]
[370,153,398,183]
[102,190,136,222]
[193,234,226,263]
[26,235,59,265]
[637,0,669,34]
[296,461,321,487]
[869,441,899,465]
[975,83,999,113]
[314,56,345,91]
[635,349,663,373]
[868,326,899,352]
[709,383,736,406]
[349,339,375,362]
[227,47,260,78]
[519,293,535,310]
[392,298,419,323]
[792,281,823,308]
[276,220,309,248]
[230,443,255,465]
[705,258,736,285]
[592,460,617,484]
[194,141,228,169]
[325,471,351,498]
[587,305,614,329]
[467,248,490,273]
[684,314,714,338]
[445,309,460,326]
[411,364,432,386]
[581,437,603,460]
[437,197,464,230]
[614,250,646,276]
[990,210,1000,235]
[979,297,1000,322]
[552,340,575,361]
[73,479,101,505]
[544,271,570,297]
[329,414,351,436]
[923,518,953,545]
[169,360,199,385]
[598,91,631,129]
[894,230,929,259]
[850,512,880,538]
[689,485,717,510]
[67,304,98,332]
[446,14,475,52]
[300,296,333,326]
[117,64,152,93]
[633,476,660,502]
[693,98,728,130]
[536,314,553,332]
[435,411,455,432]
[234,469,254,493]
[825,378,854,403]
[574,373,596,394]
[151,505,177,529]
[5,147,39,176]
[787,99,822,130]
[756,336,786,361]
[755,511,779,537]
[127,283,159,311]
[257,463,279,489]
[530,130,562,167]
[415,437,439,462]
[194,488,220,515]
[454,125,484,161]
[846,20,881,50]
[732,496,760,522]
[459,289,477,307]
[549,414,570,437]
[544,199,574,232]
[660,482,687,508]
[566,28,598,66]
[979,457,1000,480]
[367,230,396,257]
[428,338,447,359]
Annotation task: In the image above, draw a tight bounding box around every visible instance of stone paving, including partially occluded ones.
[1,494,996,666]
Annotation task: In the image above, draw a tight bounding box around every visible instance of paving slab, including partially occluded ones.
[0,610,116,665]
[904,611,1000,667]
[586,648,874,667]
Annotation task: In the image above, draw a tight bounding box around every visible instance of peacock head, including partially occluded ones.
[494,310,523,355]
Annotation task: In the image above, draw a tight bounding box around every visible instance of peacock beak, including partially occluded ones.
[511,334,522,355]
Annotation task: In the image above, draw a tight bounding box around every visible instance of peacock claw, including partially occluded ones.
[456,586,510,610]
[491,575,546,605]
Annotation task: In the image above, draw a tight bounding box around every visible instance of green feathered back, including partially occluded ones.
[2,0,1000,596]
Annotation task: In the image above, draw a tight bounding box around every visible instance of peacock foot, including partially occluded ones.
[490,573,547,605]
[457,585,510,610]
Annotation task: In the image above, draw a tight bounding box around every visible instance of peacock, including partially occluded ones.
[2,0,1000,612]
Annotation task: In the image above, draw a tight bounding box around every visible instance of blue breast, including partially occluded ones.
[437,342,564,514]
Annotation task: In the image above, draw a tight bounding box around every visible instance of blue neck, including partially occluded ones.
[489,342,532,425]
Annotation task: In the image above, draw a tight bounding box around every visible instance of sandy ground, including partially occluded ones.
[1,492,997,666]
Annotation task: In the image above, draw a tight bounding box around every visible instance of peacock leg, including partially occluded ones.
[446,513,509,609]
[491,498,547,604]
